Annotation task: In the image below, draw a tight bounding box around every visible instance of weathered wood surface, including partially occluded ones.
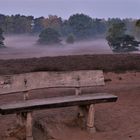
[0,93,117,115]
[87,104,95,128]
[0,70,104,95]
[26,112,33,140]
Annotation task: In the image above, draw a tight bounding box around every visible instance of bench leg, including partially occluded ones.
[77,105,89,129]
[26,112,33,140]
[87,104,96,133]
[17,112,26,126]
[78,106,85,117]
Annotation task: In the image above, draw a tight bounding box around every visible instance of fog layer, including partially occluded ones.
[1,35,113,59]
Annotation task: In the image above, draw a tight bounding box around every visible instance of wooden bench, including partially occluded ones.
[0,70,117,140]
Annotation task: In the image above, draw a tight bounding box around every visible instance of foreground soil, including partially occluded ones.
[0,71,139,140]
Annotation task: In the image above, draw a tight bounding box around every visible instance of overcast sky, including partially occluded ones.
[0,0,139,19]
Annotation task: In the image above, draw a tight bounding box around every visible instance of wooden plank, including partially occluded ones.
[0,70,104,95]
[0,93,117,115]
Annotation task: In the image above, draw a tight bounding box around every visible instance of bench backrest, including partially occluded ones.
[0,70,104,95]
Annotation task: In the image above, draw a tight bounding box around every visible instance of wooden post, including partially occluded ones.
[26,112,33,140]
[23,91,34,140]
[87,104,96,133]
[75,87,81,96]
[24,91,29,100]
[75,87,84,117]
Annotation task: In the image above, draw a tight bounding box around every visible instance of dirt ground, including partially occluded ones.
[0,71,139,140]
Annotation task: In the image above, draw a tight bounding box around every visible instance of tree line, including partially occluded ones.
[0,13,140,52]
[0,14,107,36]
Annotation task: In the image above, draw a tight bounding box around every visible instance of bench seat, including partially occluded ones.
[0,93,117,115]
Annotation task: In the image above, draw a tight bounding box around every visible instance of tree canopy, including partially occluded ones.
[68,14,93,39]
[106,22,140,52]
[66,33,75,44]
[38,28,61,45]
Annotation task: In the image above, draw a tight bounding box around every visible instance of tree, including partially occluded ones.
[32,17,45,33]
[0,14,34,34]
[43,15,62,32]
[66,33,75,44]
[108,18,123,26]
[68,14,93,39]
[136,20,140,27]
[0,28,5,47]
[109,35,139,52]
[106,22,125,48]
[38,28,61,45]
[120,35,139,51]
[106,22,140,52]
[11,14,34,34]
[135,19,140,39]
[92,18,107,36]
[123,18,136,36]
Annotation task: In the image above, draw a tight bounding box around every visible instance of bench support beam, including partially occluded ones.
[87,104,96,133]
[16,112,33,140]
[26,112,33,140]
[77,104,96,132]
[17,112,26,126]
[75,87,81,96]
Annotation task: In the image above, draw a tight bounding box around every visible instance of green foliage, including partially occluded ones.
[33,17,45,33]
[106,22,140,52]
[0,28,5,48]
[107,22,126,38]
[92,19,107,35]
[38,28,61,45]
[43,15,62,32]
[68,14,93,39]
[0,13,139,42]
[66,34,75,44]
[0,14,34,34]
[12,15,34,34]
[135,19,140,40]
[108,18,123,26]
[136,20,140,27]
